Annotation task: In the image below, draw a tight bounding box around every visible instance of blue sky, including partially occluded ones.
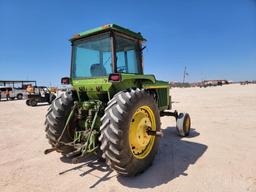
[0,0,255,86]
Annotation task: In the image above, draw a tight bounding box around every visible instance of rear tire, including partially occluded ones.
[45,92,75,154]
[30,99,37,106]
[17,94,23,100]
[48,94,56,104]
[26,100,31,106]
[99,88,160,176]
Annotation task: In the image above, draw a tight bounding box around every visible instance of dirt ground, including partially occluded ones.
[0,84,255,192]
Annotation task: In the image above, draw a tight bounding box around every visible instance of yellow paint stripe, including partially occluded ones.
[143,85,169,89]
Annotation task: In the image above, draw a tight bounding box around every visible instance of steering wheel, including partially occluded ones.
[117,66,127,72]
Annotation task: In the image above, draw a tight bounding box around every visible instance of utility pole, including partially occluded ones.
[183,66,187,83]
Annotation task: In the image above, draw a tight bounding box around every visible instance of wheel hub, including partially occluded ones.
[184,116,190,132]
[129,106,156,159]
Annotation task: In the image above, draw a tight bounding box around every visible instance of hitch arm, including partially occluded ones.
[44,102,78,155]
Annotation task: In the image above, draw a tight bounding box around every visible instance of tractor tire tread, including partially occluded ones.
[45,91,75,154]
[99,88,160,176]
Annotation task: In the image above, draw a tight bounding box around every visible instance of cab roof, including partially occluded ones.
[70,24,146,41]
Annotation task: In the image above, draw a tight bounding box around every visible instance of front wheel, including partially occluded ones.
[99,88,160,176]
[17,94,23,100]
[176,112,191,137]
[26,100,31,106]
[30,99,37,107]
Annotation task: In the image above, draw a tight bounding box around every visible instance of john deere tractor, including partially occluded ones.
[45,24,191,176]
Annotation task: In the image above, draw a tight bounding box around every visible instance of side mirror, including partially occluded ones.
[61,77,70,85]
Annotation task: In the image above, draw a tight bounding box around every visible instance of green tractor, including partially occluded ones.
[45,24,191,176]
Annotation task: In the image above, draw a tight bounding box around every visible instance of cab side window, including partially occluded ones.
[115,35,141,74]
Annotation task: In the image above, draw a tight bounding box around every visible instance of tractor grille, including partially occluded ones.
[157,88,168,108]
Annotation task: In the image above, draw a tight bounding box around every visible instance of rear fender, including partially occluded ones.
[142,81,170,111]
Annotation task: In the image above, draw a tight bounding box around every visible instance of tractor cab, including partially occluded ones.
[70,24,145,79]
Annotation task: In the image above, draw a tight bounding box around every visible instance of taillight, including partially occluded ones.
[108,73,121,82]
[61,77,70,85]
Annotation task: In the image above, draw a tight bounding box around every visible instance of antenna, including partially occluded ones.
[183,66,187,83]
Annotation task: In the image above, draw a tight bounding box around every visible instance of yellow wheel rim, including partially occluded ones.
[184,115,190,133]
[129,105,156,159]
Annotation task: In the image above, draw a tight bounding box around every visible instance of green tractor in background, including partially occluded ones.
[45,24,191,176]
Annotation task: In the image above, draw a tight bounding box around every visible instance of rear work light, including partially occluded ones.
[108,73,121,82]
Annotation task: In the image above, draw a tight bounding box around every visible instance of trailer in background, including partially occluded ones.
[0,80,37,89]
[0,80,37,101]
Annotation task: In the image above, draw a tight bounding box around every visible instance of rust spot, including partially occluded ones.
[72,34,81,39]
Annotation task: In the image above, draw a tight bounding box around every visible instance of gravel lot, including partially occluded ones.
[0,84,256,192]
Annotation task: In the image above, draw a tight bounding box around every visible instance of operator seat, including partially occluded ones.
[90,64,107,76]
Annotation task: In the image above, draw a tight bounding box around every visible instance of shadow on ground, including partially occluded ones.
[118,127,207,188]
[33,103,50,107]
[59,154,115,188]
[58,127,207,189]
